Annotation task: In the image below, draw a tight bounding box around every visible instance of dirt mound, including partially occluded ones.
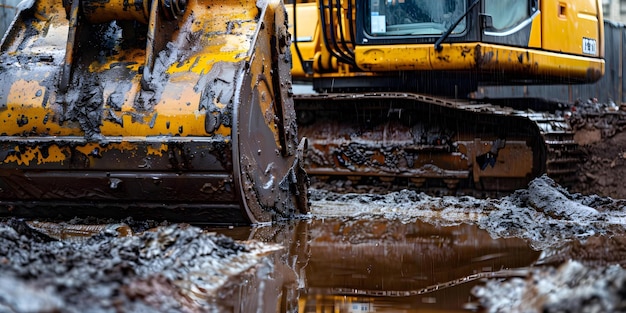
[0,221,277,312]
[473,260,626,313]
[311,175,626,250]
[569,111,626,199]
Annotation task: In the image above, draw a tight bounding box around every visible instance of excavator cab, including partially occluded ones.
[0,0,309,223]
[288,0,604,191]
[292,0,604,90]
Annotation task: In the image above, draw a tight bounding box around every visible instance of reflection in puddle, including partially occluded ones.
[208,218,540,312]
[5,176,624,311]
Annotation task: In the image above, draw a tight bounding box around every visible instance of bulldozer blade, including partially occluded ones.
[0,0,308,223]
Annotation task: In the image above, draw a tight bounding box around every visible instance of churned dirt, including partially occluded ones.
[568,106,626,199]
[309,173,626,312]
[0,220,282,312]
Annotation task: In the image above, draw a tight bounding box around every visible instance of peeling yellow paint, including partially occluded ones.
[215,125,232,137]
[74,142,138,156]
[2,0,266,139]
[146,144,169,156]
[7,80,47,108]
[3,145,68,166]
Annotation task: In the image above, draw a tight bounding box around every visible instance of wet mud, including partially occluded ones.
[305,175,626,311]
[473,261,626,313]
[0,220,281,312]
[0,219,539,312]
[0,111,625,312]
[2,173,626,312]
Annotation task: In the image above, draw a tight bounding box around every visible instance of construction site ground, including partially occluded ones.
[1,107,626,312]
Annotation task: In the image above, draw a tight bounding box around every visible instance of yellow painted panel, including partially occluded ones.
[541,0,601,57]
[1,0,265,139]
[528,12,542,48]
[476,43,604,82]
[287,2,320,78]
[354,42,604,83]
[429,45,476,70]
[355,45,431,71]
[2,79,78,136]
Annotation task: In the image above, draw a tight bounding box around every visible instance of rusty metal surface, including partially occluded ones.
[474,20,626,106]
[0,0,308,223]
[295,92,578,191]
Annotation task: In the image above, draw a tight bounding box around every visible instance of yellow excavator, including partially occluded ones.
[0,0,606,222]
[288,0,605,191]
[0,0,309,223]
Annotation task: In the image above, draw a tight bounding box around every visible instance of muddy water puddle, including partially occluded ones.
[3,177,626,312]
[208,218,540,312]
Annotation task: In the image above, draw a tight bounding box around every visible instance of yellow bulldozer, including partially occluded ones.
[0,0,309,223]
[287,0,605,192]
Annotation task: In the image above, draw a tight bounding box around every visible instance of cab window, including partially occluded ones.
[484,0,530,31]
[368,0,466,36]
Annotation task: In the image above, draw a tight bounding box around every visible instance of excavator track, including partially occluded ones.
[295,92,580,193]
[527,114,580,185]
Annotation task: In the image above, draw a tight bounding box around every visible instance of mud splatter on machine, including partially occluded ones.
[288,0,605,191]
[0,0,309,223]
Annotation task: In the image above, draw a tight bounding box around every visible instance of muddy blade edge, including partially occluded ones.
[0,0,307,223]
[0,137,248,224]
